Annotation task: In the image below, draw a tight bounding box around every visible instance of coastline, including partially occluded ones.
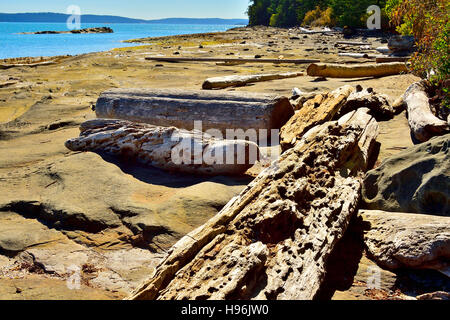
[0,26,423,300]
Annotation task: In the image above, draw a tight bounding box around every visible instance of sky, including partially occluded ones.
[0,0,250,19]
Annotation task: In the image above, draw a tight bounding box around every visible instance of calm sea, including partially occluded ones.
[0,22,238,59]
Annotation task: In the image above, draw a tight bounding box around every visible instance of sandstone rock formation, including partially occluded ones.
[388,36,415,53]
[65,119,261,175]
[95,89,294,135]
[360,210,450,272]
[129,108,379,300]
[0,151,249,297]
[280,85,354,151]
[363,134,449,216]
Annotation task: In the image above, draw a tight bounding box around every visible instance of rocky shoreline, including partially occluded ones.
[19,27,114,35]
[0,26,448,300]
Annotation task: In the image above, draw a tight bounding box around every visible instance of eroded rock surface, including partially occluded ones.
[0,151,250,297]
[360,210,450,272]
[130,108,379,300]
[363,134,449,215]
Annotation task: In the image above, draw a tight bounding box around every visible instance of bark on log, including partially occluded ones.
[95,88,295,135]
[202,72,303,90]
[145,56,320,65]
[307,62,408,78]
[404,81,449,143]
[129,108,379,300]
[280,85,354,151]
[65,119,261,176]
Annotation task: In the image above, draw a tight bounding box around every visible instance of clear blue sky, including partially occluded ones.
[0,0,250,19]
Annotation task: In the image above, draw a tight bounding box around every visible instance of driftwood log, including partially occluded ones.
[129,108,379,300]
[307,62,408,78]
[65,119,261,176]
[336,41,371,46]
[404,81,449,143]
[376,56,410,63]
[145,56,320,65]
[338,53,377,59]
[280,85,354,151]
[95,88,294,135]
[0,61,55,69]
[202,72,303,90]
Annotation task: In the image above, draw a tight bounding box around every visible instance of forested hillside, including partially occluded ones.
[247,0,389,28]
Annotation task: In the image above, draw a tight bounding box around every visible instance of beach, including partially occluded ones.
[0,26,431,299]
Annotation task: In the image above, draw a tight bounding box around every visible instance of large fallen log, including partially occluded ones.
[95,88,294,135]
[65,119,261,176]
[336,41,371,46]
[129,108,379,300]
[376,56,410,63]
[202,72,303,90]
[307,62,408,78]
[280,85,354,151]
[145,56,320,65]
[404,81,449,143]
[338,53,377,59]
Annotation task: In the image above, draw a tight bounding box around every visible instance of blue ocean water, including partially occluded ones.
[0,22,238,59]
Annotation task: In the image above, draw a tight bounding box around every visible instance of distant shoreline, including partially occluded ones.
[0,13,249,25]
[0,23,238,60]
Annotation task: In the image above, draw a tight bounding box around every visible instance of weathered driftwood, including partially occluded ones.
[95,88,294,135]
[337,89,395,121]
[404,81,449,143]
[336,41,371,46]
[0,61,55,69]
[129,108,379,300]
[376,56,410,63]
[280,85,354,151]
[376,46,391,54]
[65,119,261,176]
[145,56,320,65]
[338,53,377,59]
[307,62,408,78]
[202,72,303,90]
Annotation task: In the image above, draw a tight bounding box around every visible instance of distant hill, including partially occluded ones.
[0,13,248,25]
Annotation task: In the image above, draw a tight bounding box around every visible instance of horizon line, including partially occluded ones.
[0,12,249,21]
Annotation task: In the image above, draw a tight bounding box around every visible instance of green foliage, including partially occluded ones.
[303,6,334,27]
[388,0,449,84]
[248,0,388,28]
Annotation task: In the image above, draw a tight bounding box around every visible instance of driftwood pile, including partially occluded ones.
[65,119,261,176]
[130,108,379,300]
